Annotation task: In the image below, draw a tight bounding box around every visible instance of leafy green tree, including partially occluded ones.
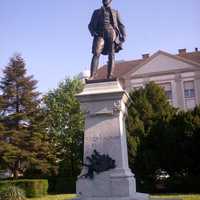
[0,54,57,178]
[127,82,200,192]
[161,106,200,176]
[44,78,84,178]
[141,105,200,179]
[126,82,176,178]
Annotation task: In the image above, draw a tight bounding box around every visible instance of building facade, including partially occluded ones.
[93,48,200,110]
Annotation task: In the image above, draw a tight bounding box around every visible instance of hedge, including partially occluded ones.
[0,179,48,198]
[0,186,26,200]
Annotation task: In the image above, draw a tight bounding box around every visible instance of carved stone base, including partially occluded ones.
[75,81,149,200]
[74,195,149,200]
[75,170,149,200]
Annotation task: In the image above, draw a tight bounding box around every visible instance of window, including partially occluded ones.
[159,82,173,101]
[183,81,196,109]
[184,81,195,98]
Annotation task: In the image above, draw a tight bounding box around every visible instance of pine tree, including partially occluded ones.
[0,54,57,178]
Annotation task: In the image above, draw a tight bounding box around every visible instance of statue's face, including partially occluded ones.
[102,0,112,7]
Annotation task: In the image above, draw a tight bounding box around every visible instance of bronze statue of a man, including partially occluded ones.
[89,0,126,79]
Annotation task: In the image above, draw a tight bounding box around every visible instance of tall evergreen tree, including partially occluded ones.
[0,54,57,178]
[126,82,176,178]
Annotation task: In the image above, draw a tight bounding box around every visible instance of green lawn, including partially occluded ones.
[27,194,77,200]
[27,194,200,200]
[151,194,200,200]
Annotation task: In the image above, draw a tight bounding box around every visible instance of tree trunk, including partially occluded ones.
[13,160,20,179]
[13,169,19,179]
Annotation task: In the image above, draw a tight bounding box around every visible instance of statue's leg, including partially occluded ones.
[107,53,115,79]
[90,37,104,78]
[106,30,116,79]
[90,54,100,78]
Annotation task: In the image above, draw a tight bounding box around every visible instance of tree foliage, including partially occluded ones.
[0,54,57,178]
[127,82,200,191]
[44,77,84,178]
[127,82,175,175]
[161,106,200,176]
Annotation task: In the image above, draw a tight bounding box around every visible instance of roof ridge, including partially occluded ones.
[93,49,200,80]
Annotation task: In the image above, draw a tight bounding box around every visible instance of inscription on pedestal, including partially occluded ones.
[85,133,104,157]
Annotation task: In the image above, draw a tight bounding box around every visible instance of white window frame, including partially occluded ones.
[182,79,197,110]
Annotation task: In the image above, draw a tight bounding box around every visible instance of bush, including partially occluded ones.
[136,175,200,194]
[0,186,26,200]
[166,175,200,193]
[136,178,156,193]
[48,177,76,194]
[0,179,48,198]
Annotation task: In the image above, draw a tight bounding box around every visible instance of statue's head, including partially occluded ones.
[102,0,112,7]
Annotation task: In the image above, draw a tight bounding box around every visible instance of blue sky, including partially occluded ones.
[0,0,199,93]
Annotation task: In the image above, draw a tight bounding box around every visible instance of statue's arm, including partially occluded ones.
[88,10,97,37]
[117,11,126,42]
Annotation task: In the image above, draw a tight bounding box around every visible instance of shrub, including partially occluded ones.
[48,177,76,194]
[0,179,48,198]
[0,186,26,200]
[166,175,200,193]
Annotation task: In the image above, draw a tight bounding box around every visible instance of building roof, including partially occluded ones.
[94,59,144,79]
[177,51,200,64]
[93,49,200,80]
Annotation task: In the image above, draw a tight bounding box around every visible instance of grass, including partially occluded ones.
[27,194,77,200]
[151,194,200,200]
[27,194,200,200]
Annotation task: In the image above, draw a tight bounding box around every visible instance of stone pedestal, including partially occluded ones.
[75,80,149,200]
